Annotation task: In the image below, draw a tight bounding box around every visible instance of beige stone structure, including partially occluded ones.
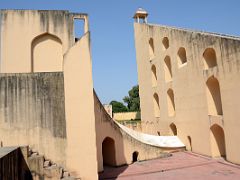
[0,10,184,179]
[113,111,141,121]
[103,104,113,118]
[134,8,240,164]
[0,9,98,179]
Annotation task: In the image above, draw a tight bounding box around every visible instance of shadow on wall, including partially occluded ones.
[210,124,226,158]
[170,123,177,136]
[0,147,32,180]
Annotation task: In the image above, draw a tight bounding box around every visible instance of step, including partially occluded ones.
[44,165,63,179]
[28,154,44,175]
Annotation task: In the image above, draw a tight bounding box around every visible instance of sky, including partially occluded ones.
[0,0,240,104]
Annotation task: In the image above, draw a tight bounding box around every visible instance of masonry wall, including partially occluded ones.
[0,72,67,166]
[0,10,98,179]
[134,22,240,164]
[63,32,98,179]
[113,111,141,121]
[0,10,75,73]
[94,91,175,172]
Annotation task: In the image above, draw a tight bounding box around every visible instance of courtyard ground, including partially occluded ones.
[99,151,240,180]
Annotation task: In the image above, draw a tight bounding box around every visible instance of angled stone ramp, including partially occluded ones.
[93,90,185,172]
[117,122,185,148]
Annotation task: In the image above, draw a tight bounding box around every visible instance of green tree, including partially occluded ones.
[123,85,140,112]
[110,100,128,113]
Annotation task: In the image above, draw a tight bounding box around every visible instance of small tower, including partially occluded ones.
[133,8,148,23]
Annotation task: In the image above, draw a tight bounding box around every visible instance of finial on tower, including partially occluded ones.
[133,8,148,23]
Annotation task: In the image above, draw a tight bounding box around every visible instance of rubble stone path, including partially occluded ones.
[99,151,240,180]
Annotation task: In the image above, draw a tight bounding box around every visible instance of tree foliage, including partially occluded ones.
[110,100,128,113]
[123,85,140,112]
[110,85,140,113]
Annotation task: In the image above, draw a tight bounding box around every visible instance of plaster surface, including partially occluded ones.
[134,21,240,164]
[100,151,240,180]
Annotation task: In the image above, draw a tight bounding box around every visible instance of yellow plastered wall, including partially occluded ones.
[134,22,240,164]
[63,33,98,179]
[113,112,141,121]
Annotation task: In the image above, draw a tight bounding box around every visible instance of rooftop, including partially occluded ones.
[99,151,240,179]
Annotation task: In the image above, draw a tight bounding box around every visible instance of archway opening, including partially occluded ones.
[157,131,161,136]
[206,76,223,116]
[162,37,169,50]
[132,151,139,163]
[102,137,116,166]
[203,48,217,69]
[32,33,63,72]
[167,89,175,116]
[210,124,226,158]
[170,123,177,135]
[153,93,160,117]
[164,56,172,82]
[187,136,192,151]
[151,65,157,87]
[177,47,187,66]
[149,38,155,60]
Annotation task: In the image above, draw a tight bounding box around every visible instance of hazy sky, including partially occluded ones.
[0,0,240,104]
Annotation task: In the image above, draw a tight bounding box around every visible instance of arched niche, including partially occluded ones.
[31,33,63,72]
[167,88,175,116]
[210,124,226,157]
[170,123,177,135]
[153,93,160,117]
[206,76,223,116]
[203,48,217,69]
[162,37,169,50]
[102,137,116,166]
[187,136,192,151]
[177,47,187,66]
[151,65,157,87]
[132,151,139,163]
[149,38,155,60]
[164,56,172,82]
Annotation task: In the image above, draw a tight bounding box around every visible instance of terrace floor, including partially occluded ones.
[99,151,240,180]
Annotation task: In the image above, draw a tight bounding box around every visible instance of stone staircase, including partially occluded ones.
[25,146,78,180]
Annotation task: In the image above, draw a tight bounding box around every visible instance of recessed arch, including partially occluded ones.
[151,65,157,87]
[177,47,187,66]
[31,33,63,72]
[102,137,116,166]
[153,93,160,117]
[167,89,175,116]
[203,48,217,69]
[162,37,169,50]
[132,151,139,163]
[149,38,155,60]
[170,123,177,135]
[206,76,223,116]
[187,136,192,151]
[210,124,226,157]
[164,56,172,82]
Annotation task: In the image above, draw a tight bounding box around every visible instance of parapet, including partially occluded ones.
[0,9,89,73]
